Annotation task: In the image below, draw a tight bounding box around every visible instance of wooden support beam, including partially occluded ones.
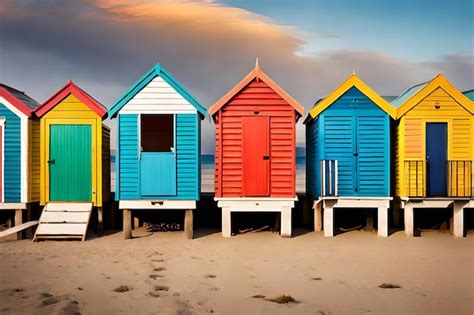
[377,207,388,237]
[123,209,132,240]
[314,202,322,232]
[15,209,23,240]
[453,202,465,238]
[221,208,231,237]
[97,207,104,235]
[25,205,33,239]
[404,205,414,237]
[323,206,334,237]
[366,211,374,232]
[133,216,140,229]
[184,209,193,239]
[280,207,292,238]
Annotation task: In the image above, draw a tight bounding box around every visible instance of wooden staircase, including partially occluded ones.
[34,203,93,241]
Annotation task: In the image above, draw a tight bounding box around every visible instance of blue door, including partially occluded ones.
[139,114,177,196]
[426,123,447,197]
[140,152,176,196]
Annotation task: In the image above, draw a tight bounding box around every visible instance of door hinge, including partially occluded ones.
[263,155,270,160]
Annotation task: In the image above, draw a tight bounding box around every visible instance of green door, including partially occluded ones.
[49,125,92,201]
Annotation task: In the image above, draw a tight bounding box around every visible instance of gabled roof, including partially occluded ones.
[209,61,305,117]
[108,63,207,118]
[35,81,107,118]
[306,73,396,121]
[0,83,40,117]
[394,74,474,118]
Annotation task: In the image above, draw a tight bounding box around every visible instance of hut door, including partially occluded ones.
[243,116,270,196]
[139,114,177,196]
[0,123,3,202]
[49,125,92,201]
[426,123,447,197]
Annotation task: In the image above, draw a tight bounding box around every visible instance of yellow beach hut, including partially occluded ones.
[392,74,474,237]
[34,81,110,241]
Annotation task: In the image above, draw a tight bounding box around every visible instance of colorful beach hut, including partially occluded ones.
[392,74,474,237]
[109,63,206,240]
[305,74,395,237]
[0,84,40,239]
[34,81,110,241]
[209,61,304,237]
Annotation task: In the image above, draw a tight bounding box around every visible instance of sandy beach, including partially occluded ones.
[0,229,473,315]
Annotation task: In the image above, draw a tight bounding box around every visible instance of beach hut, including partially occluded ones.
[0,84,40,239]
[305,74,396,237]
[108,63,206,240]
[34,81,110,241]
[209,61,304,237]
[463,90,474,101]
[392,74,474,237]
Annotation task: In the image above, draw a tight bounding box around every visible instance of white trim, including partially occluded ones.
[0,97,28,119]
[0,202,27,210]
[214,197,298,201]
[119,200,196,209]
[318,198,391,209]
[216,198,296,212]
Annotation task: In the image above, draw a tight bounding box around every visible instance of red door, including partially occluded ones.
[243,116,270,196]
[0,125,3,202]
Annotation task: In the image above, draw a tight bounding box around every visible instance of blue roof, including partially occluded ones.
[391,81,429,108]
[109,63,207,118]
[463,90,474,101]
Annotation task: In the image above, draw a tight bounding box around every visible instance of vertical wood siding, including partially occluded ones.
[396,87,473,196]
[305,117,319,198]
[0,103,21,202]
[214,79,296,198]
[102,126,111,202]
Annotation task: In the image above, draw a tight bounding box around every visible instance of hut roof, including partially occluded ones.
[0,83,40,117]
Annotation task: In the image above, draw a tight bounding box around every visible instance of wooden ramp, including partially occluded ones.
[0,221,39,239]
[34,203,93,241]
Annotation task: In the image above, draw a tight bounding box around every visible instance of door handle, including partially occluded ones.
[47,159,55,165]
[263,155,270,160]
[353,153,359,157]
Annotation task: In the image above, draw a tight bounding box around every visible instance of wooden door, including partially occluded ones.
[243,116,270,196]
[49,125,92,201]
[426,123,447,197]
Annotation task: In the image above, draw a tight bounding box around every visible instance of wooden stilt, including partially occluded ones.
[222,208,231,237]
[453,202,464,238]
[184,209,193,239]
[15,209,23,240]
[314,202,322,232]
[377,207,388,237]
[133,216,140,229]
[123,209,132,240]
[280,207,292,238]
[25,205,33,239]
[6,215,12,228]
[97,207,104,235]
[404,205,414,237]
[366,211,374,232]
[323,205,334,237]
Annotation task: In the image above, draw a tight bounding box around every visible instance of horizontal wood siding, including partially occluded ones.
[120,76,197,114]
[215,79,296,197]
[118,114,140,199]
[305,117,319,198]
[30,119,40,201]
[176,114,199,200]
[0,103,21,202]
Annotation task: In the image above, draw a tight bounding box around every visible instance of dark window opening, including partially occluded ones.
[141,114,174,152]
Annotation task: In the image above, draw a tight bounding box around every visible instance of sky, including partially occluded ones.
[0,0,473,153]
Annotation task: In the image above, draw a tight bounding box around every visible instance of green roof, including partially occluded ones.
[391,81,429,108]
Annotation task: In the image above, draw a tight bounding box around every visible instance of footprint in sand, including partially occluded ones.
[60,300,81,315]
[149,274,165,280]
[153,267,167,272]
[41,296,60,307]
[113,285,131,293]
[149,285,169,297]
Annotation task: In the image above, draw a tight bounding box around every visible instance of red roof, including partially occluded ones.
[209,61,305,117]
[0,83,40,117]
[35,81,107,118]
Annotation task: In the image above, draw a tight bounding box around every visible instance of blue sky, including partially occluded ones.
[223,0,473,60]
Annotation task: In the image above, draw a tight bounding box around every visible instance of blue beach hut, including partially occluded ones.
[109,63,206,239]
[305,74,396,237]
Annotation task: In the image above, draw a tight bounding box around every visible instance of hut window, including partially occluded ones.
[141,114,174,152]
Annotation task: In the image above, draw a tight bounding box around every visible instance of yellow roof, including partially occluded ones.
[308,73,396,119]
[396,74,474,118]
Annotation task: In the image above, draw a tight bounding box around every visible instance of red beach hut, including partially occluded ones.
[209,60,304,237]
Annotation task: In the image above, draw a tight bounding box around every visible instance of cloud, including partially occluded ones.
[0,0,472,152]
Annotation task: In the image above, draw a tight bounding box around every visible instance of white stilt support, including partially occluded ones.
[453,202,464,238]
[280,207,292,238]
[222,207,231,237]
[314,201,322,232]
[323,205,334,237]
[377,207,388,237]
[404,205,414,237]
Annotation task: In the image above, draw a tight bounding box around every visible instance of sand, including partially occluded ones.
[0,229,473,314]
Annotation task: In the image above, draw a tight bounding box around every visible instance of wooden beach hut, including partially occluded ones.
[0,84,40,239]
[305,74,396,237]
[108,63,207,239]
[209,61,304,237]
[34,81,110,241]
[392,74,474,237]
